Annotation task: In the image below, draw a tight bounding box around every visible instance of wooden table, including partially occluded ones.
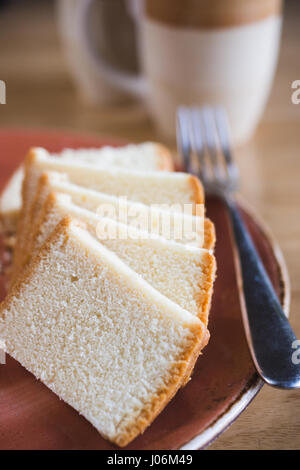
[0,0,299,450]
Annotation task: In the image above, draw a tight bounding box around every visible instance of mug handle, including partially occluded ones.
[73,0,147,99]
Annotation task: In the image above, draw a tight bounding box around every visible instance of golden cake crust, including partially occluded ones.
[1,217,209,447]
[155,143,175,171]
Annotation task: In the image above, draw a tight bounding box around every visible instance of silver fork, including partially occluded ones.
[177,105,300,389]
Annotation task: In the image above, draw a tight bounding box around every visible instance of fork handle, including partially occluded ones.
[225,197,300,389]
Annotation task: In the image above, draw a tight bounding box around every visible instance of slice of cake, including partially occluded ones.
[24,192,215,323]
[14,171,213,280]
[0,218,208,447]
[0,166,24,235]
[13,148,204,274]
[23,147,203,211]
[53,142,174,171]
[28,171,205,248]
[0,142,173,235]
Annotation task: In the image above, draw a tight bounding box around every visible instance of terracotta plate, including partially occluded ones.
[0,130,290,450]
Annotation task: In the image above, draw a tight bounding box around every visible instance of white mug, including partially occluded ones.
[57,0,283,145]
[56,0,142,104]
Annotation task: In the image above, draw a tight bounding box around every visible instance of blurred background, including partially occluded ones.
[0,0,299,143]
[0,0,299,450]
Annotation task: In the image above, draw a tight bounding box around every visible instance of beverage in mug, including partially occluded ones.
[58,0,283,144]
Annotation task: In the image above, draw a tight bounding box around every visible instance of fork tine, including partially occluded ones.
[201,106,225,180]
[176,105,239,196]
[190,107,209,181]
[176,107,193,173]
[214,106,239,183]
[201,107,218,159]
[214,107,233,164]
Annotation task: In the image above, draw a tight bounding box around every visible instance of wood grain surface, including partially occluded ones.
[0,0,299,450]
